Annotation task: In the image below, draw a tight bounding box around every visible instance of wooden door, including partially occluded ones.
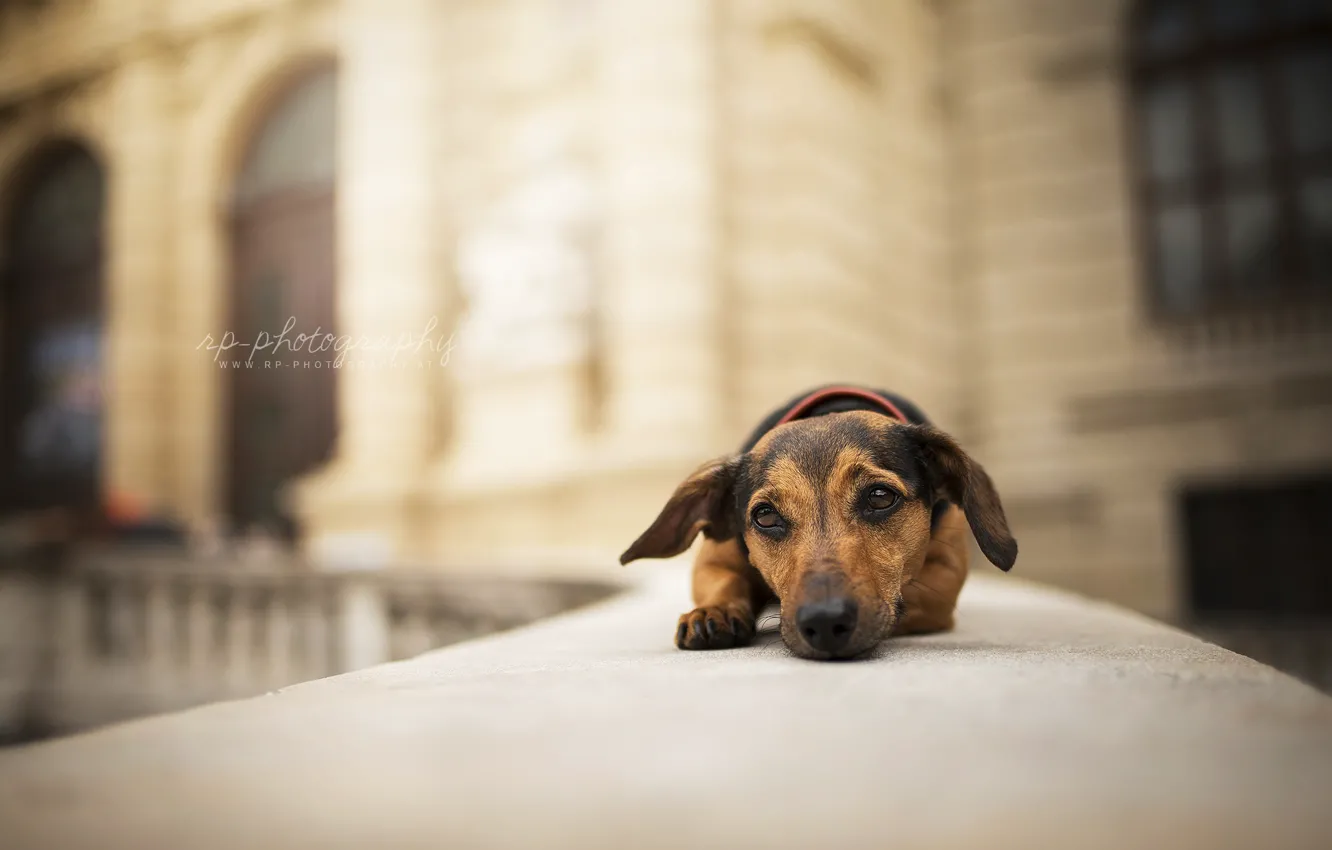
[226,68,337,536]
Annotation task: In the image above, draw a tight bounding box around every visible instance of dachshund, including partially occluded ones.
[620,385,1017,660]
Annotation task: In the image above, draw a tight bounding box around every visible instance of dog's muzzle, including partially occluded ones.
[796,595,859,654]
[790,570,864,657]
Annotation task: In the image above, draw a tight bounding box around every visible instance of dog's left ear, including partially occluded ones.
[619,456,740,565]
[910,426,1018,572]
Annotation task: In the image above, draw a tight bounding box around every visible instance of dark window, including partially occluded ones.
[1129,0,1332,315]
[1181,474,1332,620]
[0,141,105,512]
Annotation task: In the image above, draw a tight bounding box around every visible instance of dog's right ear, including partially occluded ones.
[619,456,741,565]
[909,425,1018,572]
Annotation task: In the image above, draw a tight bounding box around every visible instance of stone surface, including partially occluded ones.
[1,566,1329,850]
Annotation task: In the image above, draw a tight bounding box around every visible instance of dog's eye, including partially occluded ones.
[751,503,786,533]
[862,486,900,514]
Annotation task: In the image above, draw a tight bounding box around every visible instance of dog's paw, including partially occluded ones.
[675,606,755,650]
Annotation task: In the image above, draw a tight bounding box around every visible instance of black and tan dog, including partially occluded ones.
[620,385,1017,659]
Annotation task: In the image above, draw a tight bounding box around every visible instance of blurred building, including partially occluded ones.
[1,0,1330,629]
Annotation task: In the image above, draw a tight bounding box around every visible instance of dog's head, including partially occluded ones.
[620,411,1016,659]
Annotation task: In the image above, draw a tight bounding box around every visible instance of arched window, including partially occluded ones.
[1129,0,1332,314]
[0,141,105,512]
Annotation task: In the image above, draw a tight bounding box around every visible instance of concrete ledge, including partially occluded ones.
[1,567,1330,850]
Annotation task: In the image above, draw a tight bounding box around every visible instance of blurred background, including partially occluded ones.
[0,0,1330,742]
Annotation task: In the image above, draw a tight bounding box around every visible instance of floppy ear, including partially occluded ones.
[619,456,740,565]
[911,426,1017,571]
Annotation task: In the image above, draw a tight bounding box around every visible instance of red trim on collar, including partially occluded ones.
[774,386,909,427]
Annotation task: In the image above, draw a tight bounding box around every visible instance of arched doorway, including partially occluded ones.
[0,142,105,513]
[226,66,338,536]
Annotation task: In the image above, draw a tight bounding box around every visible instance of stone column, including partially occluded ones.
[446,0,600,485]
[597,0,724,460]
[104,47,176,517]
[338,579,390,673]
[294,0,443,560]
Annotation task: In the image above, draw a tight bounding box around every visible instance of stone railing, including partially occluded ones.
[0,546,618,743]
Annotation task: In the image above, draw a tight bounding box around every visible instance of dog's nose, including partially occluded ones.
[795,596,859,653]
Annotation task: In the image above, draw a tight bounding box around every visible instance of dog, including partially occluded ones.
[620,385,1017,659]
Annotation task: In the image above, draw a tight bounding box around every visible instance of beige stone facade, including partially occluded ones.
[2,0,1330,619]
[948,0,1332,617]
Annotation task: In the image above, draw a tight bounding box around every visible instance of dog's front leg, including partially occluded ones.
[677,538,772,650]
[894,503,969,636]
